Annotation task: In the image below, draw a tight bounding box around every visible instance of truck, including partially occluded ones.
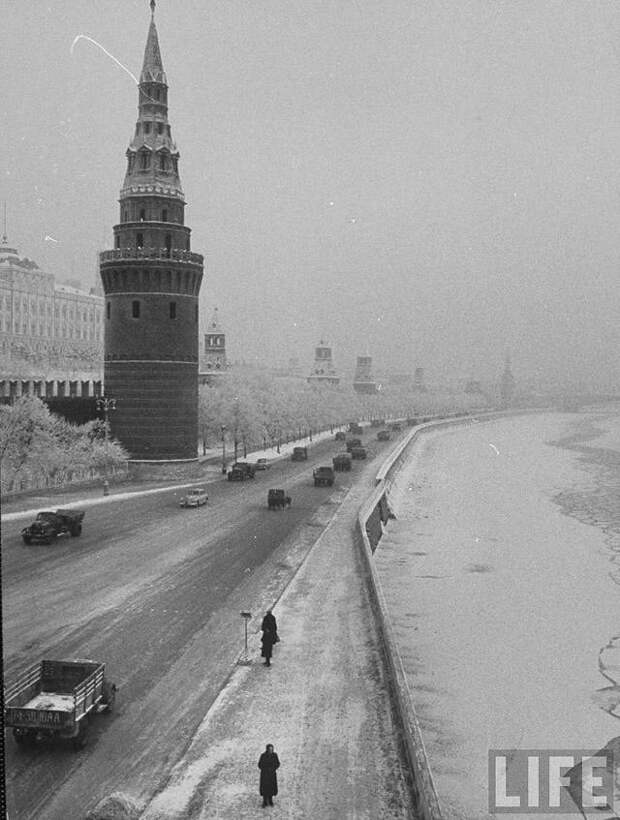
[333,453,352,472]
[348,422,363,435]
[291,446,308,461]
[351,446,367,460]
[313,466,335,487]
[377,430,391,441]
[5,658,116,750]
[346,438,362,453]
[21,509,85,546]
[231,461,256,478]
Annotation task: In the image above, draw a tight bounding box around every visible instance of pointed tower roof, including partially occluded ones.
[208,307,223,333]
[140,2,167,85]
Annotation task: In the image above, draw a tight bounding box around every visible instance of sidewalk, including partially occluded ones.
[138,476,415,820]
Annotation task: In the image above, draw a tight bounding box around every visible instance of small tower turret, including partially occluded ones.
[307,340,340,386]
[199,307,228,384]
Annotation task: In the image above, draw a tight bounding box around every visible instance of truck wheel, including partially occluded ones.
[44,537,53,545]
[13,729,25,745]
[102,681,116,713]
[72,723,88,751]
[71,524,82,537]
[22,536,31,545]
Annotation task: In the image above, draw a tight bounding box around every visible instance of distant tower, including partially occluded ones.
[500,354,515,406]
[413,367,427,392]
[99,1,204,466]
[307,340,340,386]
[353,355,377,394]
[199,307,227,384]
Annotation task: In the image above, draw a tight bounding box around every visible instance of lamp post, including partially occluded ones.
[221,425,227,474]
[96,396,116,496]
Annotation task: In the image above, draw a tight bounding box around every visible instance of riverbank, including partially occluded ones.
[375,413,620,819]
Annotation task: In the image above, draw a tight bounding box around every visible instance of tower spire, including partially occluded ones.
[150,0,156,17]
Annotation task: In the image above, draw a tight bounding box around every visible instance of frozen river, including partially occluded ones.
[375,412,620,819]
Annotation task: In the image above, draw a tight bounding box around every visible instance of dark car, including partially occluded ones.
[267,488,291,510]
[22,509,85,545]
[228,466,249,481]
[348,423,363,435]
[389,422,402,432]
[291,446,308,461]
[346,438,362,453]
[377,430,391,441]
[406,417,418,426]
[313,466,335,486]
[334,431,346,441]
[351,446,367,460]
[370,418,385,427]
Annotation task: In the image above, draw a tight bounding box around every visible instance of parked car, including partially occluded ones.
[313,466,335,486]
[333,453,352,472]
[377,430,391,441]
[351,446,367,460]
[389,422,402,432]
[370,418,385,427]
[180,487,208,507]
[348,422,363,435]
[267,488,291,510]
[291,446,308,461]
[406,417,418,426]
[334,431,346,441]
[254,458,271,470]
[21,509,85,546]
[346,438,362,453]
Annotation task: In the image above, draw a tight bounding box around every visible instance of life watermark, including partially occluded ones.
[488,749,615,813]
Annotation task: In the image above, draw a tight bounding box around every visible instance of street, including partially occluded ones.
[2,436,384,819]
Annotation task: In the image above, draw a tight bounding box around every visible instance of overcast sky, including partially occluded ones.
[3,0,620,387]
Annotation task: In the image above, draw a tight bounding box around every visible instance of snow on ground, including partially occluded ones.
[139,477,414,820]
[375,414,620,819]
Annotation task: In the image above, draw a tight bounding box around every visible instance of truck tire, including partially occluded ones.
[22,535,31,545]
[72,722,88,751]
[71,524,82,537]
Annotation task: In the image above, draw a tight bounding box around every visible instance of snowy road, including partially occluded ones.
[375,413,620,819]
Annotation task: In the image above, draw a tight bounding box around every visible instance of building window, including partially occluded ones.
[123,209,128,222]
[144,122,151,134]
[115,235,121,249]
[139,208,146,221]
[157,122,164,134]
[162,209,168,222]
[137,233,144,249]
[165,234,171,257]
[169,301,176,319]
[106,302,110,319]
[132,300,140,318]
[140,152,149,170]
[195,305,198,322]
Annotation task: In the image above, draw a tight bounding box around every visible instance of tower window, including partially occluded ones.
[160,154,168,171]
[144,122,151,134]
[195,305,198,322]
[169,302,176,319]
[115,235,120,249]
[123,209,128,222]
[136,233,144,249]
[140,152,149,169]
[106,302,110,319]
[162,209,168,222]
[155,89,160,101]
[139,209,146,221]
[166,125,171,137]
[132,300,140,318]
[157,122,164,134]
[165,234,172,257]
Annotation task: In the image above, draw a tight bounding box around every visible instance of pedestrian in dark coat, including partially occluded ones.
[261,627,275,666]
[261,610,278,643]
[258,743,280,807]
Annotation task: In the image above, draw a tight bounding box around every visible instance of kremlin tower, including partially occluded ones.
[99,1,204,470]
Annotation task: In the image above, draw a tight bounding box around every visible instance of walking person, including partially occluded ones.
[261,625,275,666]
[258,743,280,808]
[261,609,279,643]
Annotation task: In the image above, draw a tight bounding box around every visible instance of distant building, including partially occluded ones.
[413,366,427,392]
[307,340,340,386]
[500,354,516,406]
[353,355,377,394]
[199,307,228,384]
[0,235,104,383]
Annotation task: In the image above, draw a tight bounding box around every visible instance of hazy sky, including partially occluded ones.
[3,1,620,387]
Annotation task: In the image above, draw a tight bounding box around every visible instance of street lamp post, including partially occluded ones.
[221,425,227,474]
[96,396,117,496]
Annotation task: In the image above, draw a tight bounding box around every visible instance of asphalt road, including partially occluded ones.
[2,435,388,819]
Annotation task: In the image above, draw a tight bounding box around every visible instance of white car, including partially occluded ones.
[180,487,208,507]
[254,458,271,470]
